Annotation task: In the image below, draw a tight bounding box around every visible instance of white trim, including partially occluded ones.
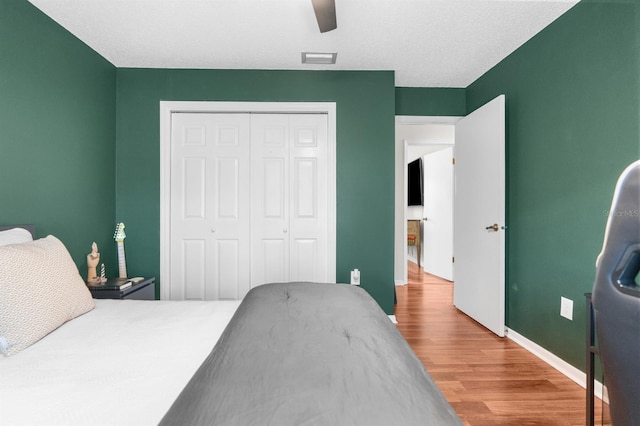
[402,138,408,283]
[506,327,608,403]
[388,315,398,324]
[396,116,461,125]
[405,139,454,147]
[395,279,406,286]
[160,101,337,300]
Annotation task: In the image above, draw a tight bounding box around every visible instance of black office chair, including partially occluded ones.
[592,160,640,426]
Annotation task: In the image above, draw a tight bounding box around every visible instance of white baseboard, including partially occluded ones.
[506,327,608,403]
[388,315,398,324]
[395,279,406,286]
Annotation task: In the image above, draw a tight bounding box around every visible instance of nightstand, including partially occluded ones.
[87,277,156,300]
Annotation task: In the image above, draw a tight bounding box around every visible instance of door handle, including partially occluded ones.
[485,224,499,232]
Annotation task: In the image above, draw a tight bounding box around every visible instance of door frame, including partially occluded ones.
[395,116,460,285]
[159,101,337,300]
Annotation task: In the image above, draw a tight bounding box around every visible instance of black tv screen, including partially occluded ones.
[408,158,423,206]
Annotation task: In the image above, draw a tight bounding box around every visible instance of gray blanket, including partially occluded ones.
[160,282,462,426]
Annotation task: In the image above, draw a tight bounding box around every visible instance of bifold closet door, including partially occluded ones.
[250,114,329,287]
[170,113,251,300]
[170,112,329,300]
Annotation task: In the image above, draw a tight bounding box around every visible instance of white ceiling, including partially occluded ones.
[28,0,579,88]
[401,123,455,162]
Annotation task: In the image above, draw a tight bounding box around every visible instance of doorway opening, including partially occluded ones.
[394,116,459,286]
[395,95,506,338]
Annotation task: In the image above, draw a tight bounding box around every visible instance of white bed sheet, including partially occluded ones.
[0,299,241,426]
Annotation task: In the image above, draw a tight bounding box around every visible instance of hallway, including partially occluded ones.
[394,262,609,425]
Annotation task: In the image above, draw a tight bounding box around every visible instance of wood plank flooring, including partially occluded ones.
[395,262,610,425]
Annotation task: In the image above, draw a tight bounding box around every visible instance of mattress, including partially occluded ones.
[0,299,241,426]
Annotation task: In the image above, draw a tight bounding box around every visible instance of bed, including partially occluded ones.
[0,226,462,425]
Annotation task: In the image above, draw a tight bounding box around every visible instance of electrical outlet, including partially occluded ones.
[350,269,360,285]
[560,297,573,320]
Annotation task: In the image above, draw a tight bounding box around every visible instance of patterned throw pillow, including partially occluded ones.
[0,236,95,356]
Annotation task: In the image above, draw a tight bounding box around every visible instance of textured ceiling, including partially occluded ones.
[28,0,579,88]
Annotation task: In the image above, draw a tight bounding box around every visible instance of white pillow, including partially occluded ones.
[0,235,95,356]
[0,227,33,247]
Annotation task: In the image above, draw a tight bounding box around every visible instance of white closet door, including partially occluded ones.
[250,114,290,285]
[250,114,329,287]
[289,114,329,283]
[170,113,251,300]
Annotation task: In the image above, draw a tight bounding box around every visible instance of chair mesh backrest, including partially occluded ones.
[592,160,640,426]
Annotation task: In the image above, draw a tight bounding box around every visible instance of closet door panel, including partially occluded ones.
[289,114,329,283]
[260,239,287,284]
[291,238,318,282]
[170,113,251,300]
[216,157,240,219]
[294,158,317,218]
[217,239,240,299]
[182,158,206,219]
[182,239,206,300]
[209,115,251,299]
[263,158,285,218]
[251,114,290,287]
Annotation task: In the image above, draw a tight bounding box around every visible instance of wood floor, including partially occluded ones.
[395,262,610,426]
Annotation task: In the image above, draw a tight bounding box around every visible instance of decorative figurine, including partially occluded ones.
[100,263,107,283]
[87,242,100,283]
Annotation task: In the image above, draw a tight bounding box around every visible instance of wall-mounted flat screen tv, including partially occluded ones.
[408,158,423,206]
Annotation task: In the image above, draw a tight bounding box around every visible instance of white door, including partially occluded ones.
[170,113,251,300]
[422,147,454,281]
[453,95,506,337]
[250,114,290,284]
[250,113,329,287]
[169,110,331,300]
[289,114,329,283]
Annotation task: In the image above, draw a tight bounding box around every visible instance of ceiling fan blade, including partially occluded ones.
[311,0,337,33]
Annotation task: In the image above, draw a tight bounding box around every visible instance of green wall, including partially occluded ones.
[467,0,639,369]
[115,69,397,312]
[395,87,466,116]
[0,0,116,269]
[5,0,638,374]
